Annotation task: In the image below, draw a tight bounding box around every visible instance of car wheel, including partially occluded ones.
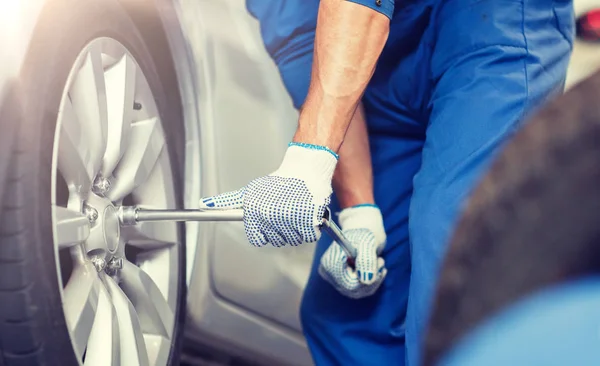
[0,0,186,365]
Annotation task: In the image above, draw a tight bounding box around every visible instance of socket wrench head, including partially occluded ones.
[118,206,138,226]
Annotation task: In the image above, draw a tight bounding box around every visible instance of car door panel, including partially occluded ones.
[205,0,318,332]
[178,0,316,362]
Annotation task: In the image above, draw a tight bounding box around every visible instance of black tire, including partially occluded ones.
[0,0,186,365]
[423,69,600,366]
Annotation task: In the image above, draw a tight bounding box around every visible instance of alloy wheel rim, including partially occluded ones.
[50,37,180,366]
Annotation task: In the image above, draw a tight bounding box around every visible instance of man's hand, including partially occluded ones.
[199,143,337,247]
[319,205,387,299]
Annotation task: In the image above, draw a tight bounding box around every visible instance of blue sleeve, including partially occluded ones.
[345,0,394,19]
[246,0,319,108]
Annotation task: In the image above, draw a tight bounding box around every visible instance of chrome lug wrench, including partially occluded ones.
[119,206,357,266]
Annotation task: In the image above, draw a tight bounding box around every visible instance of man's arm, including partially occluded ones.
[293,0,390,153]
[199,0,390,249]
[333,102,375,208]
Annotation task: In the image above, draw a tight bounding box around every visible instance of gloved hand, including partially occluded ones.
[318,205,387,299]
[199,143,338,247]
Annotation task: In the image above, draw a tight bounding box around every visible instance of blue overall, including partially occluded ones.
[246,0,574,365]
[441,278,600,366]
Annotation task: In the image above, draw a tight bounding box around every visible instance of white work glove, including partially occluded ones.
[199,143,338,247]
[318,205,387,299]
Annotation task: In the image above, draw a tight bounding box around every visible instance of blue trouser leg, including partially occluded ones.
[300,104,425,365]
[298,10,434,362]
[405,1,573,365]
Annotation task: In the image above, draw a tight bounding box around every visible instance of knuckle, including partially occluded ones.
[280,225,301,245]
[248,230,267,247]
[301,226,318,243]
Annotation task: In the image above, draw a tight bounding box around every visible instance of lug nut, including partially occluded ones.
[91,256,106,272]
[107,257,123,270]
[92,176,111,195]
[84,204,99,224]
[105,256,124,276]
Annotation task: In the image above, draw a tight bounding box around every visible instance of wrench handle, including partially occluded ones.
[321,208,357,268]
[123,206,356,265]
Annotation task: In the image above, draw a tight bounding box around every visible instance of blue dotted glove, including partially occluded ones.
[199,143,338,247]
[318,205,387,299]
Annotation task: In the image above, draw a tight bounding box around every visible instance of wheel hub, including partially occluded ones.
[84,192,121,255]
[101,205,120,252]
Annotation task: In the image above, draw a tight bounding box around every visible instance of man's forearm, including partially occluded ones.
[292,0,390,153]
[333,103,375,208]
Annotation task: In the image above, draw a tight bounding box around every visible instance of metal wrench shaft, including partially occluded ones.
[118,206,243,224]
[139,208,243,222]
[119,206,357,264]
[321,208,358,262]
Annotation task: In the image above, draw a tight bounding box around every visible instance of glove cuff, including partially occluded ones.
[338,205,386,247]
[275,143,338,185]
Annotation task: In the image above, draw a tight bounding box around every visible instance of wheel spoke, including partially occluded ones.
[63,263,101,360]
[68,42,108,177]
[132,66,159,117]
[83,281,120,366]
[57,97,95,194]
[119,260,174,339]
[121,221,177,250]
[104,276,150,366]
[107,118,165,201]
[143,334,171,366]
[101,54,137,177]
[53,206,91,249]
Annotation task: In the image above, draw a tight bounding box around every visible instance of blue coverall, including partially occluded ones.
[442,278,600,365]
[246,0,574,364]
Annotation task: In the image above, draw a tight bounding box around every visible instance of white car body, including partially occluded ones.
[0,0,598,365]
[176,1,313,364]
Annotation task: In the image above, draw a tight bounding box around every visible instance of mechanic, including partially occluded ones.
[199,0,574,364]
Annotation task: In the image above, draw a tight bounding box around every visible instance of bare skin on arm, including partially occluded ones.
[333,103,375,208]
[293,0,390,152]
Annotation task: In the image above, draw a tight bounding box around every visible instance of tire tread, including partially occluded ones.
[0,142,40,364]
